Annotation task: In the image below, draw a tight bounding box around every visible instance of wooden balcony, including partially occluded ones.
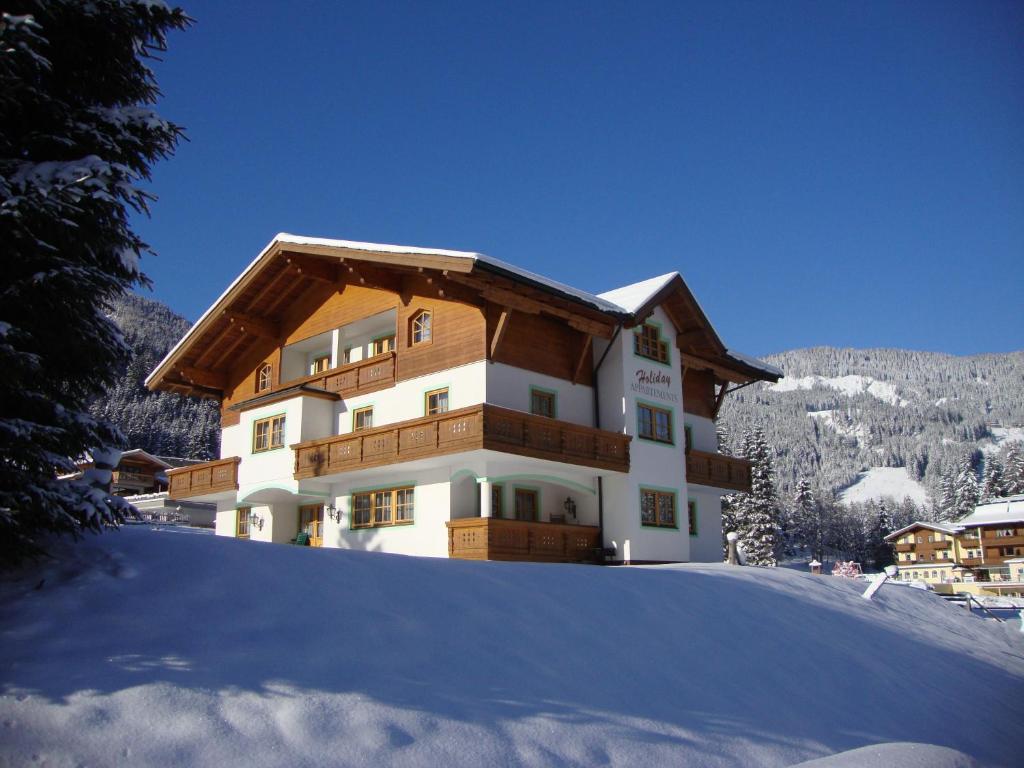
[894,543,914,552]
[167,457,240,500]
[685,449,752,493]
[112,470,157,487]
[447,517,601,562]
[293,404,631,479]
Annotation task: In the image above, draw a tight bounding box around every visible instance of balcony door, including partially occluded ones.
[299,504,324,547]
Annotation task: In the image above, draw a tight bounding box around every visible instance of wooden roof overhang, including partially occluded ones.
[146,237,625,398]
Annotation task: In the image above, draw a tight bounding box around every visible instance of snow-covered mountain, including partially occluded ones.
[719,347,1024,508]
[89,293,220,460]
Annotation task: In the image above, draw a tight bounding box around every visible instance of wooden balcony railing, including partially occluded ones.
[685,449,752,493]
[113,470,156,486]
[167,457,240,500]
[292,404,631,479]
[447,517,601,562]
[894,543,913,552]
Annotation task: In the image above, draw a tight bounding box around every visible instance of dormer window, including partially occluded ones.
[256,363,273,393]
[634,324,669,364]
[411,310,432,345]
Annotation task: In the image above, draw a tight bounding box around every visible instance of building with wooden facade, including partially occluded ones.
[146,234,781,563]
[885,495,1024,584]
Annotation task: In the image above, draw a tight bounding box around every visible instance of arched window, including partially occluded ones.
[256,363,273,393]
[411,309,432,345]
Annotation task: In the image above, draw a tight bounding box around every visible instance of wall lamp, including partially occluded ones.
[563,497,577,520]
[248,511,265,531]
[326,502,342,523]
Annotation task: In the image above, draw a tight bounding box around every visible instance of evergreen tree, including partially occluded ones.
[951,452,980,520]
[792,477,822,559]
[0,1,189,564]
[727,427,780,566]
[980,456,1006,500]
[1004,445,1024,496]
[866,498,895,570]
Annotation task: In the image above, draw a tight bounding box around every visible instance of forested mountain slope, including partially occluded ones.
[89,293,219,460]
[719,347,1024,509]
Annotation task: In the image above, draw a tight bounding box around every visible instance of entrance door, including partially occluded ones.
[299,504,324,547]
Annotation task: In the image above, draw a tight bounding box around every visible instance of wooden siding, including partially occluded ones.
[447,518,601,562]
[488,303,594,385]
[685,449,752,493]
[292,404,631,479]
[167,457,240,500]
[396,282,486,381]
[682,368,716,419]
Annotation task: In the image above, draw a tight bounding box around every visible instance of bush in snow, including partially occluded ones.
[0,1,189,565]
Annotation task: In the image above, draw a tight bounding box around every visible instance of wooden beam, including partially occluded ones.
[208,330,250,370]
[192,319,234,369]
[178,365,226,391]
[489,307,512,360]
[679,352,750,384]
[244,258,293,314]
[285,254,337,284]
[224,311,279,341]
[572,334,593,385]
[712,383,729,420]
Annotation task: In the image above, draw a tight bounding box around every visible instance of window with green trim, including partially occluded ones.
[684,425,693,453]
[353,406,373,431]
[640,488,676,528]
[253,414,285,453]
[637,403,673,444]
[236,507,250,538]
[352,487,414,529]
[634,324,668,363]
[425,387,449,415]
[530,388,556,418]
[687,500,698,535]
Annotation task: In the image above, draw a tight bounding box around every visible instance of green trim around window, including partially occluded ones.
[251,411,287,454]
[638,485,680,531]
[635,398,676,447]
[348,482,417,531]
[512,485,542,522]
[687,500,698,536]
[350,401,376,432]
[489,482,505,519]
[684,425,693,453]
[528,385,558,419]
[422,383,452,416]
[632,319,672,368]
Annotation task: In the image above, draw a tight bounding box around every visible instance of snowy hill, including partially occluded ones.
[838,467,929,506]
[720,347,1024,506]
[1,528,1022,767]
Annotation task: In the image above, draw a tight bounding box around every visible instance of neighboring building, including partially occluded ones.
[886,495,1024,584]
[146,234,781,564]
[70,449,171,496]
[127,493,216,528]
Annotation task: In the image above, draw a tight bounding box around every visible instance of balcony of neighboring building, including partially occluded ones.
[167,457,240,501]
[685,449,752,493]
[292,403,631,480]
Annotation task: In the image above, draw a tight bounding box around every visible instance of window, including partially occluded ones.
[256,363,273,393]
[684,426,693,453]
[425,388,449,415]
[252,414,285,453]
[311,354,330,374]
[996,529,1015,538]
[530,388,556,418]
[916,535,922,544]
[641,488,676,528]
[411,310,432,345]
[634,323,669,363]
[352,406,374,431]
[514,488,538,521]
[351,487,414,529]
[372,335,395,356]
[637,403,673,444]
[236,507,250,538]
[342,347,352,364]
[491,484,503,518]
[687,500,698,536]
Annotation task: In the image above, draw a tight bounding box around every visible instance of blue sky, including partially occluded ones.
[134,1,1023,357]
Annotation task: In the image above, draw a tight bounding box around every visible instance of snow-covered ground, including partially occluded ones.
[838,467,930,506]
[807,410,868,446]
[980,426,1024,455]
[769,375,909,407]
[1,527,1021,767]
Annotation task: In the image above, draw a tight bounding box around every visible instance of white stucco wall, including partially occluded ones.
[486,363,594,426]
[601,307,689,563]
[335,360,488,434]
[683,414,718,453]
[686,487,725,563]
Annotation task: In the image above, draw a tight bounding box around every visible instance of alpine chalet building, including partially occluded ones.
[147,234,781,564]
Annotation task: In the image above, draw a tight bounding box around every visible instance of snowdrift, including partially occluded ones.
[1,527,1021,767]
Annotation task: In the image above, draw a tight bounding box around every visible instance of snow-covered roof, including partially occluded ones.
[597,272,678,314]
[956,495,1024,527]
[884,521,961,540]
[147,233,781,389]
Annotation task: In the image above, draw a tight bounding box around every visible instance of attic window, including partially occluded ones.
[634,324,669,364]
[411,310,432,345]
[256,363,273,393]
